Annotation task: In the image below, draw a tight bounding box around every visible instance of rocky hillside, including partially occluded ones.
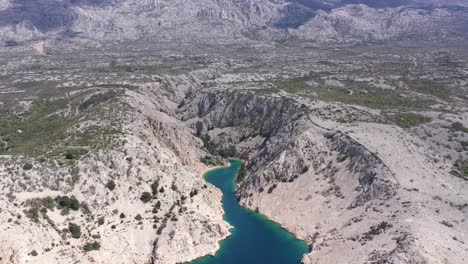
[1,39,467,263]
[0,0,467,45]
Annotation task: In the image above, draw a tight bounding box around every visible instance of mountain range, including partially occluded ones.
[1,0,467,46]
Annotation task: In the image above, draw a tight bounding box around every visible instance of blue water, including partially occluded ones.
[190,160,309,264]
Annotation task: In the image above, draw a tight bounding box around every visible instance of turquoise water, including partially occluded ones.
[190,160,309,264]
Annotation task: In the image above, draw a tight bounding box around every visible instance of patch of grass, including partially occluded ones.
[405,79,449,100]
[319,88,435,110]
[265,78,436,111]
[450,160,468,180]
[460,140,468,151]
[385,113,432,128]
[274,78,310,93]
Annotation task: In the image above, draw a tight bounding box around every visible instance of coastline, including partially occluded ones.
[181,161,234,264]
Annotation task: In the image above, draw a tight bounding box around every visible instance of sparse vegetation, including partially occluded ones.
[361,222,392,241]
[449,122,468,133]
[0,94,120,160]
[405,79,451,100]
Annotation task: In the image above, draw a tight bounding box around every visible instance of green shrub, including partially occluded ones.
[27,207,40,221]
[151,180,159,195]
[69,223,81,239]
[236,162,247,183]
[42,196,55,209]
[106,180,116,191]
[190,189,198,197]
[23,163,33,170]
[64,148,88,160]
[69,196,80,210]
[267,184,277,194]
[56,195,79,210]
[135,214,143,221]
[140,192,152,203]
[83,241,101,252]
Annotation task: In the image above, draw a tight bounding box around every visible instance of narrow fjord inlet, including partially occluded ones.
[191,160,309,264]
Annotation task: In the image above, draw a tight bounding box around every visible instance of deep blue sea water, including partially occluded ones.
[189,160,309,264]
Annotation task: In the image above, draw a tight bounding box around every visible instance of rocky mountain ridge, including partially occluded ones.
[0,0,467,46]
